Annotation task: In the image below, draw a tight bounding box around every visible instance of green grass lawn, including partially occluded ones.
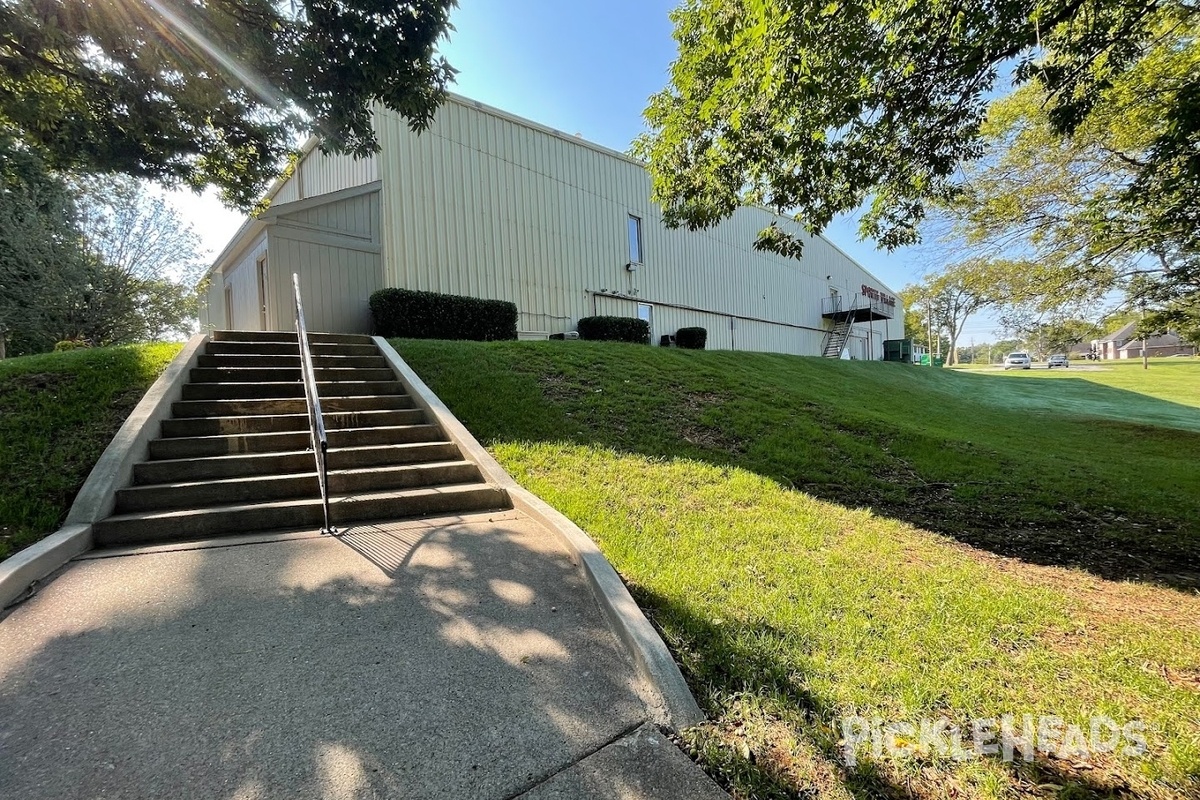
[955,360,1200,431]
[0,343,180,561]
[396,339,1200,800]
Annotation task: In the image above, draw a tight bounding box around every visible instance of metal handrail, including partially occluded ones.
[292,273,337,535]
[821,293,896,318]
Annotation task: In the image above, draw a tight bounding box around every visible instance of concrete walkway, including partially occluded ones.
[0,512,728,799]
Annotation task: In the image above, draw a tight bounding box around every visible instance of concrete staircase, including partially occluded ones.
[93,331,509,547]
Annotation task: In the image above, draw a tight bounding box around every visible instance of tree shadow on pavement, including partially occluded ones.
[0,519,649,800]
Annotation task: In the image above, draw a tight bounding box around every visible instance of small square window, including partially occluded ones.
[628,215,643,264]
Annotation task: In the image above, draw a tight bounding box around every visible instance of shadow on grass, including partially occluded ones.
[635,585,1155,800]
[395,340,1200,592]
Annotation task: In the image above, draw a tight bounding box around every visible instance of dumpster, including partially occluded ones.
[883,339,913,363]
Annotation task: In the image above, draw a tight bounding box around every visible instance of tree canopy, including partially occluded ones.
[0,0,457,208]
[902,258,1033,364]
[637,0,1200,260]
[0,138,204,356]
[942,17,1200,346]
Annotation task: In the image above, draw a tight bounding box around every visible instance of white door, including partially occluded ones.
[256,256,269,330]
[637,303,653,342]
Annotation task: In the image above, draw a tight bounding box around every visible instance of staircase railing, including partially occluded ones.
[292,273,337,535]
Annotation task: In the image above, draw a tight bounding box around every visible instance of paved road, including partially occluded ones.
[0,513,727,799]
[965,363,1111,372]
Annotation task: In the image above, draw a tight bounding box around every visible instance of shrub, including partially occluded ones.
[53,339,90,352]
[576,316,650,344]
[676,327,707,350]
[370,288,517,341]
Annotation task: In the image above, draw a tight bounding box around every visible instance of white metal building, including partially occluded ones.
[200,94,903,359]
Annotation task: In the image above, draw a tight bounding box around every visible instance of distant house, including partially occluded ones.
[1091,321,1196,359]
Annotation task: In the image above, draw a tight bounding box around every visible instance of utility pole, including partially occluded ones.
[926,309,933,367]
[1141,303,1149,370]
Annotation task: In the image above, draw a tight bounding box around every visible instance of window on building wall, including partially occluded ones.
[628,215,643,264]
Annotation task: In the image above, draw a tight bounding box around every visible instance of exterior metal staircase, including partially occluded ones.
[820,291,896,359]
[92,330,509,547]
[822,317,854,358]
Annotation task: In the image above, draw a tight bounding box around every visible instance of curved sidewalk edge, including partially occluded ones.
[373,337,706,732]
[0,333,209,610]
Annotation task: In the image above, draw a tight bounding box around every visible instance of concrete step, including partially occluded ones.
[309,332,375,345]
[161,409,428,438]
[180,381,405,401]
[209,330,372,346]
[94,483,509,546]
[133,442,463,484]
[212,330,296,343]
[171,395,414,418]
[205,341,379,357]
[116,461,483,512]
[189,367,396,383]
[149,424,447,459]
[196,354,389,369]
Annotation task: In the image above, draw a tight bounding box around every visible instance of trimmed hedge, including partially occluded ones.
[370,288,517,341]
[577,316,650,344]
[676,327,707,350]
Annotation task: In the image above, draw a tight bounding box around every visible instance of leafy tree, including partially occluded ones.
[948,17,1200,310]
[68,176,204,343]
[904,259,1020,365]
[1040,318,1103,355]
[902,304,925,343]
[0,133,90,356]
[638,0,1199,259]
[73,176,205,286]
[999,310,1102,359]
[1129,267,1200,345]
[0,0,457,208]
[0,143,202,355]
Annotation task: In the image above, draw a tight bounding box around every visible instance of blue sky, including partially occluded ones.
[175,0,1002,341]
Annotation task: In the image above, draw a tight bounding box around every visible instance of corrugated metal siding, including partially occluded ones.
[275,192,377,239]
[273,149,379,207]
[220,233,268,330]
[266,234,380,333]
[262,191,382,333]
[375,98,904,355]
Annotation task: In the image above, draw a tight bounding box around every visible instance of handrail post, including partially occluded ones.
[293,273,337,535]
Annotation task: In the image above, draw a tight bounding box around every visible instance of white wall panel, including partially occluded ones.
[262,190,382,334]
[375,97,904,356]
[266,234,380,333]
[269,149,378,208]
[220,233,268,330]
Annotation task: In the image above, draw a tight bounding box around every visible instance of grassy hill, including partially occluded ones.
[0,343,181,561]
[396,339,1200,800]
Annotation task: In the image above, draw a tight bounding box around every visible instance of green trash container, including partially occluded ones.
[918,354,931,366]
[932,357,945,368]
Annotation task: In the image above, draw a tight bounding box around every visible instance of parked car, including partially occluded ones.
[1003,352,1032,370]
[1047,354,1070,368]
